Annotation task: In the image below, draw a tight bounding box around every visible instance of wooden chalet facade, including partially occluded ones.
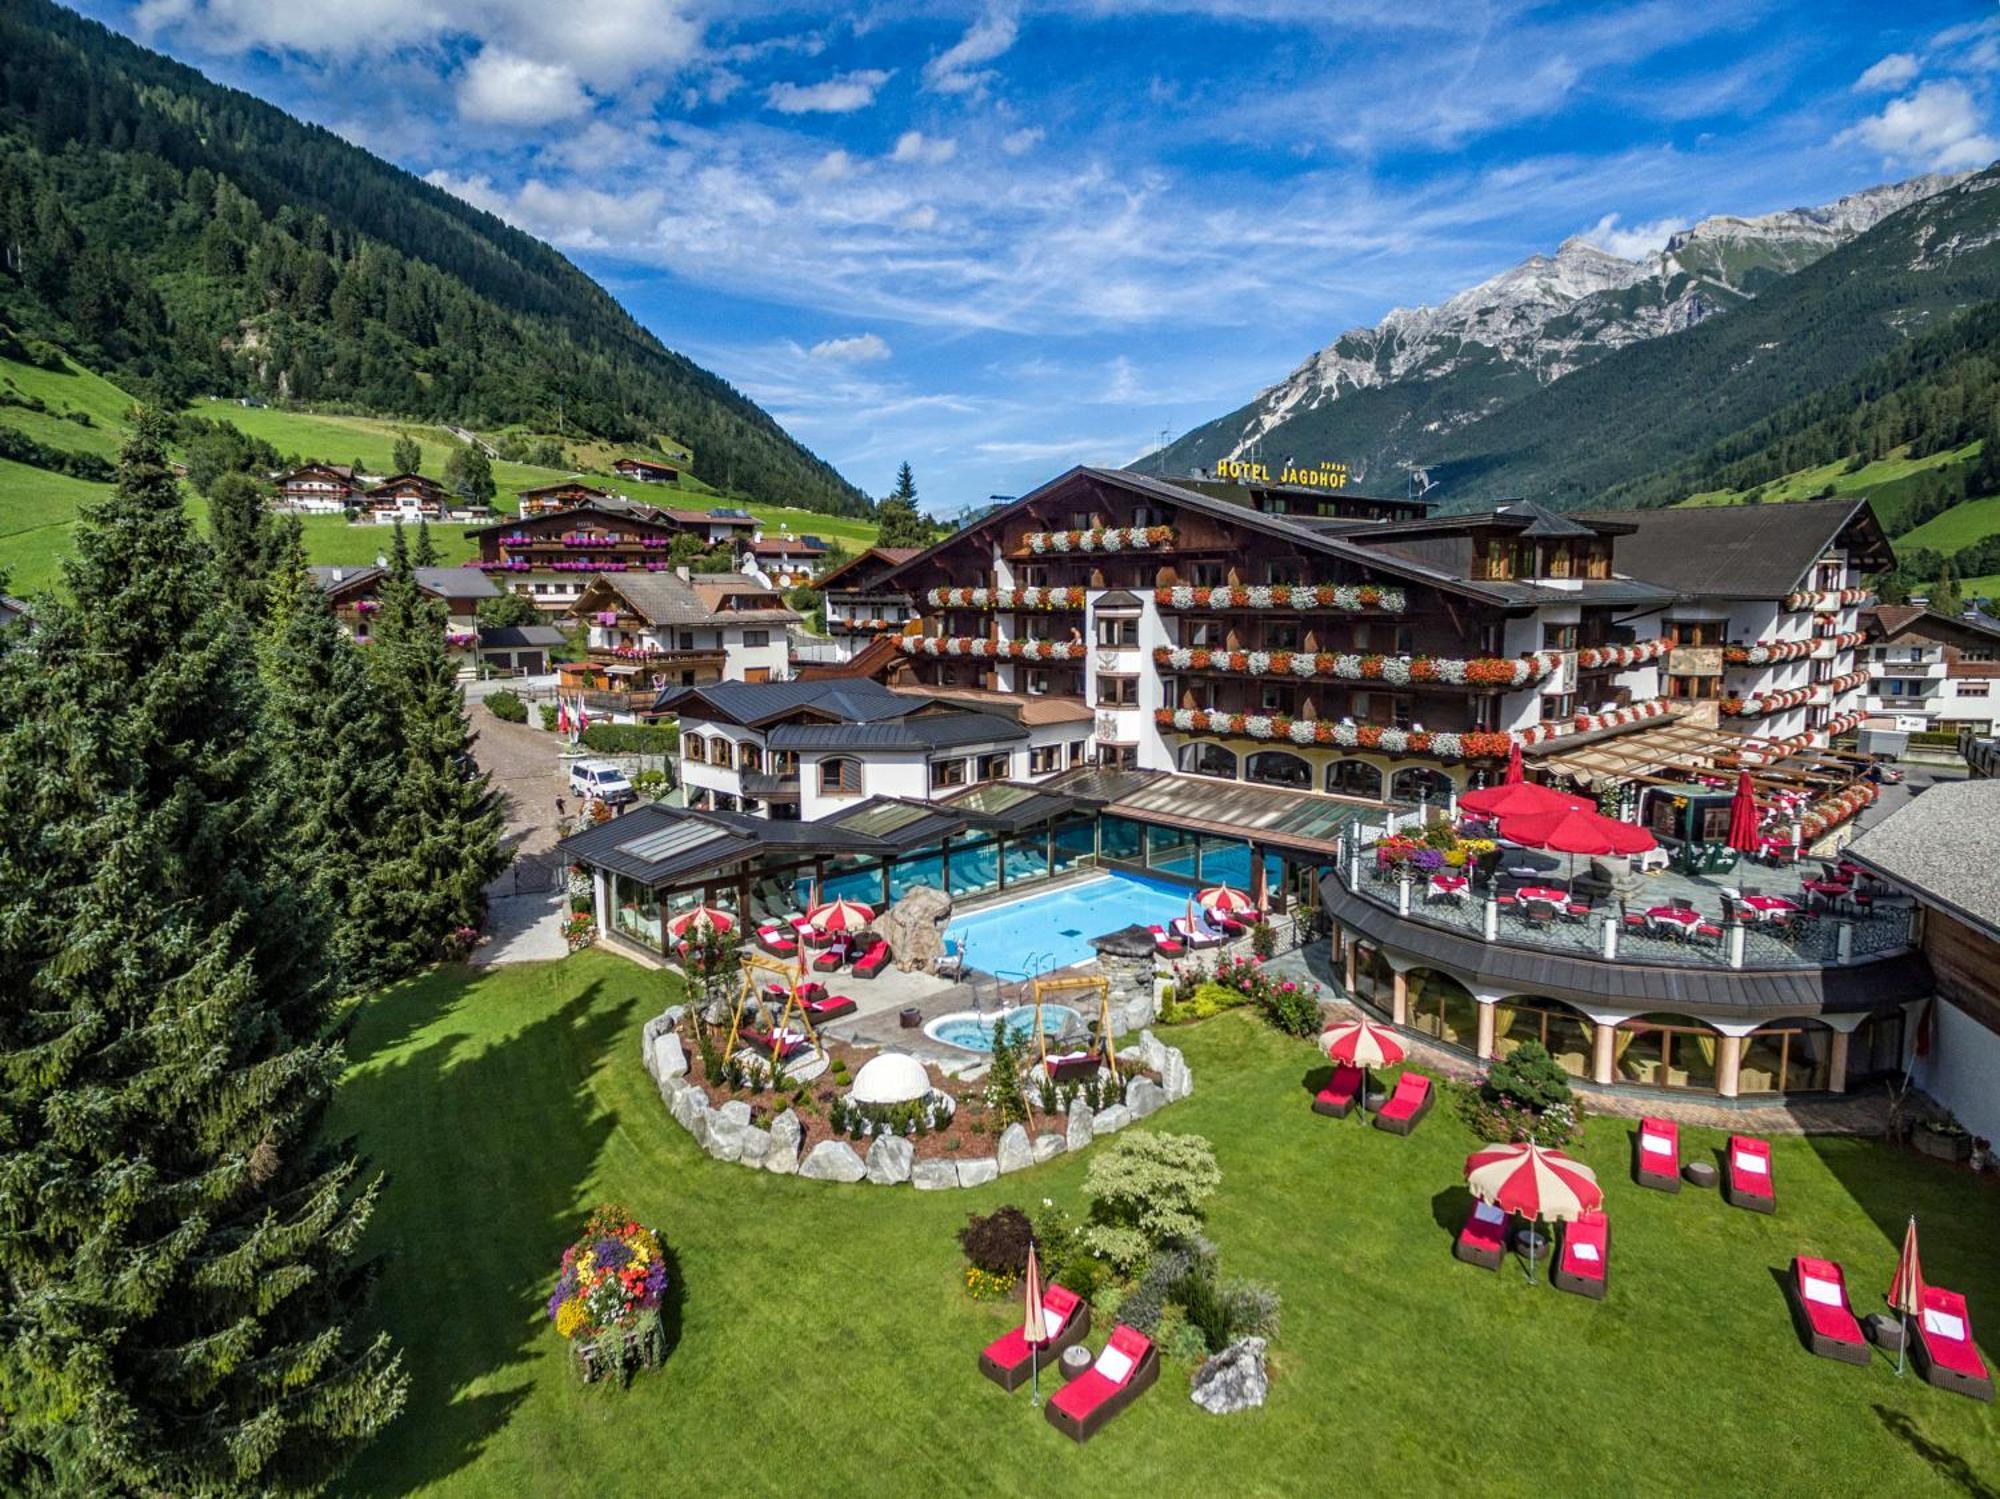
[613,456,681,485]
[276,463,364,512]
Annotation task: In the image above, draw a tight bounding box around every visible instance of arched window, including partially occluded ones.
[819,757,864,796]
[1391,767,1455,804]
[1179,742,1238,779]
[1245,750,1310,789]
[684,735,707,764]
[710,737,734,770]
[1491,997,1595,1078]
[739,742,764,774]
[1738,1018,1834,1094]
[1614,1013,1721,1092]
[1326,758,1383,800]
[1404,968,1480,1052]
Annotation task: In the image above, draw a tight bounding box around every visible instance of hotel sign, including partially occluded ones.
[1217,458,1350,490]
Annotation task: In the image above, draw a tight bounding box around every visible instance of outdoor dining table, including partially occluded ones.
[1645,906,1700,937]
[1427,874,1470,901]
[1737,895,1798,923]
[1516,885,1571,909]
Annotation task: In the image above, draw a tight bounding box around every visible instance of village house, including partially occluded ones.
[274,463,368,513]
[612,455,682,485]
[469,499,760,612]
[1861,603,2000,737]
[815,545,923,662]
[363,472,451,525]
[559,568,798,715]
[309,563,496,654]
[739,533,832,590]
[517,481,619,517]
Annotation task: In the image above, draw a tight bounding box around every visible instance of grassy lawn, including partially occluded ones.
[0,455,116,593]
[0,349,141,458]
[332,952,2000,1498]
[1677,443,1983,523]
[1897,495,2000,557]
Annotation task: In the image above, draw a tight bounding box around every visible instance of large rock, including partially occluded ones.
[1191,1337,1269,1415]
[717,1099,753,1127]
[1033,1133,1067,1165]
[995,1123,1035,1175]
[912,1160,959,1190]
[798,1140,867,1183]
[1093,1103,1133,1135]
[670,1083,709,1130]
[1126,1078,1167,1118]
[956,1157,1000,1188]
[640,1006,683,1077]
[738,1126,772,1167]
[703,1103,748,1163]
[1066,1098,1095,1152]
[651,1031,688,1081]
[1137,1028,1170,1075]
[875,885,954,974]
[1162,1051,1192,1102]
[865,1133,915,1185]
[764,1109,802,1175]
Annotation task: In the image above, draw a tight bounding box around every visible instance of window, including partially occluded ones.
[1179,742,1238,778]
[1068,510,1094,531]
[741,629,770,647]
[739,743,763,774]
[1029,744,1063,774]
[1677,621,1726,647]
[1491,999,1595,1077]
[1668,674,1718,700]
[819,757,863,795]
[1326,759,1383,799]
[1096,616,1139,647]
[1406,969,1480,1052]
[930,757,969,790]
[1960,682,1992,698]
[1259,685,1294,714]
[1264,622,1302,651]
[977,751,1012,781]
[1189,562,1226,587]
[1188,621,1225,648]
[684,735,707,763]
[1543,622,1579,652]
[678,631,695,650]
[1737,1021,1833,1094]
[1025,670,1050,696]
[1098,676,1140,707]
[1245,750,1311,789]
[710,738,733,770]
[1614,1014,1721,1092]
[1132,504,1166,528]
[1069,739,1088,764]
[1541,694,1575,722]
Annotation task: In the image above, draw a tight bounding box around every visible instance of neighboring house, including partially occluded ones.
[817,545,923,662]
[664,507,758,546]
[656,676,1084,821]
[468,499,758,612]
[0,593,30,636]
[275,463,367,512]
[309,564,498,653]
[1846,779,2000,1145]
[364,472,452,525]
[561,569,799,715]
[739,534,832,591]
[476,623,567,676]
[518,481,619,517]
[612,456,681,485]
[1862,604,2000,735]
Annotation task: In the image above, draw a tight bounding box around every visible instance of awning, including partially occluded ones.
[1081,770,1384,856]
[1531,718,1746,788]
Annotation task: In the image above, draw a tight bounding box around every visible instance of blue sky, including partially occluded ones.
[76,0,2000,515]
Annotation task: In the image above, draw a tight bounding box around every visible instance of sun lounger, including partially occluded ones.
[1454,1199,1507,1271]
[1633,1116,1680,1192]
[754,924,798,958]
[1372,1072,1432,1136]
[799,994,857,1022]
[1045,1324,1159,1443]
[1312,1063,1363,1118]
[978,1283,1092,1391]
[1147,924,1184,956]
[1788,1257,1869,1365]
[740,1029,811,1062]
[852,939,891,979]
[1171,916,1225,950]
[1552,1211,1610,1300]
[1046,1050,1101,1085]
[1723,1134,1775,1213]
[811,945,845,973]
[1912,1287,1994,1402]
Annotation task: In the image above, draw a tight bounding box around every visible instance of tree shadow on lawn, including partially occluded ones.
[1429,1184,1475,1243]
[1872,1403,1999,1499]
[333,977,635,1496]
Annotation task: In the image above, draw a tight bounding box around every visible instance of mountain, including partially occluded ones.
[1133,173,1964,490]
[0,0,869,517]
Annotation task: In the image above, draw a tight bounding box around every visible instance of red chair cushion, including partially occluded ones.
[1560,1211,1608,1282]
[1728,1135,1774,1198]
[1379,1073,1429,1120]
[1794,1257,1863,1345]
[1917,1288,1988,1379]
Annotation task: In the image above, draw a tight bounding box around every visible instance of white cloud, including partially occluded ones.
[889,130,957,164]
[974,436,1124,461]
[1575,211,1688,260]
[923,9,1019,96]
[765,68,893,115]
[458,50,590,125]
[1000,126,1043,155]
[1854,53,1921,93]
[812,149,854,180]
[902,204,939,230]
[808,332,892,362]
[1838,80,2000,171]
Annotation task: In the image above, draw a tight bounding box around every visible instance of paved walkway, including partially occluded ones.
[469,711,571,964]
[474,889,569,966]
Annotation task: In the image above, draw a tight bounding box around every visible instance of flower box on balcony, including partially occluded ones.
[1153,582,1407,614]
[1153,645,1559,688]
[1024,525,1175,554]
[924,586,1087,610]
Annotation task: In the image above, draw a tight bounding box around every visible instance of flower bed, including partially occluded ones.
[1154,645,1560,688]
[1783,586,1873,611]
[925,586,1087,610]
[1024,525,1176,554]
[1575,637,1672,669]
[1722,688,1813,718]
[1153,582,1407,614]
[899,636,1084,661]
[829,617,902,634]
[1513,699,1672,746]
[1799,781,1878,840]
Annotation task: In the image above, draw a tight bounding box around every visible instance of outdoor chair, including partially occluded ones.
[1146,924,1184,956]
[1454,1199,1506,1271]
[1312,1063,1364,1118]
[852,939,892,980]
[754,924,798,958]
[1787,1257,1869,1366]
[1911,1287,1994,1402]
[934,938,965,979]
[1552,1210,1610,1300]
[1632,1117,1680,1192]
[978,1283,1092,1392]
[1373,1072,1433,1136]
[1172,916,1226,950]
[1045,1325,1160,1443]
[811,946,846,973]
[798,994,857,1023]
[1723,1135,1776,1213]
[1691,922,1724,947]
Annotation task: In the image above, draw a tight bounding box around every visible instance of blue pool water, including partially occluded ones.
[926,1004,1083,1053]
[944,872,1193,974]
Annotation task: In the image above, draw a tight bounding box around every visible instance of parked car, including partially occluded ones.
[1866,762,1904,785]
[569,759,634,806]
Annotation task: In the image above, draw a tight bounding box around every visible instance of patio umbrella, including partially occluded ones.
[1887,1215,1923,1377]
[1497,805,1657,890]
[1199,885,1255,919]
[804,897,874,935]
[1321,1017,1406,1125]
[1457,780,1593,820]
[1464,1141,1602,1282]
[1504,741,1525,784]
[1022,1240,1049,1406]
[1726,770,1762,855]
[666,904,734,940]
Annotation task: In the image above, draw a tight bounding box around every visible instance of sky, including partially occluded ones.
[72,0,2000,517]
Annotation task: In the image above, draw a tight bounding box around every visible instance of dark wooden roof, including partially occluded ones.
[1574,497,1894,600]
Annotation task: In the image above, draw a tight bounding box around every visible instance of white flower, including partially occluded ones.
[1246,651,1271,676]
[1381,658,1410,686]
[1244,715,1273,739]
[1333,654,1361,678]
[1291,654,1317,678]
[1170,586,1195,610]
[1167,648,1192,669]
[1437,659,1466,684]
[1127,529,1150,549]
[1246,586,1273,609]
[1288,719,1316,744]
[1432,732,1462,758]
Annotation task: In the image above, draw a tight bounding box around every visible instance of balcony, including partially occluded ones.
[1154,645,1562,692]
[899,636,1086,662]
[741,769,802,797]
[1667,644,1724,677]
[1153,582,1408,615]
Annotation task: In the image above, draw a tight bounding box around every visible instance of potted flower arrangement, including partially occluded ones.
[546,1205,670,1384]
[1914,1112,1973,1163]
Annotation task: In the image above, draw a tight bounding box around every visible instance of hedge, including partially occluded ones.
[487,690,527,724]
[580,723,680,755]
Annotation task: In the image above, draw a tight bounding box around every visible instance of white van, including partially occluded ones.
[569,759,634,806]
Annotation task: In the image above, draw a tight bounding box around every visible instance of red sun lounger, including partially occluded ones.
[1912,1287,1995,1402]
[1724,1135,1775,1213]
[754,925,798,958]
[799,994,857,1023]
[1633,1116,1680,1192]
[1552,1211,1610,1300]
[740,1029,811,1062]
[1372,1072,1433,1136]
[1454,1199,1507,1271]
[1045,1324,1160,1443]
[1312,1063,1363,1118]
[852,940,892,979]
[1046,1050,1101,1085]
[978,1283,1092,1391]
[1146,924,1184,956]
[811,946,845,973]
[1788,1257,1868,1365]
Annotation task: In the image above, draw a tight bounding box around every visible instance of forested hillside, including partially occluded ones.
[0,0,868,516]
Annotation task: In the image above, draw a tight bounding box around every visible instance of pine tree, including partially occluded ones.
[391,434,421,474]
[441,443,494,505]
[0,414,405,1493]
[875,464,933,549]
[891,461,917,506]
[412,517,439,568]
[1934,559,1963,616]
[209,469,277,617]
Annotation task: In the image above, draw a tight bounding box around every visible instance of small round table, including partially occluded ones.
[1682,1160,1719,1189]
[1863,1311,1906,1353]
[1058,1344,1092,1383]
[1513,1226,1551,1259]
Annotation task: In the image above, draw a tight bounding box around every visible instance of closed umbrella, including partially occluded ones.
[1504,741,1525,785]
[1887,1215,1924,1377]
[1022,1240,1049,1406]
[1464,1141,1602,1282]
[1726,770,1762,855]
[666,904,734,940]
[1321,1017,1406,1125]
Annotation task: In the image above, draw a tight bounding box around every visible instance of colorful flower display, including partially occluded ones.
[546,1206,668,1343]
[1575,637,1673,669]
[1513,699,1672,746]
[1154,707,1512,760]
[1024,525,1176,554]
[1152,582,1407,614]
[1782,586,1874,612]
[1722,688,1814,718]
[1723,639,1813,665]
[829,617,903,634]
[899,636,1084,661]
[924,586,1087,610]
[1153,645,1561,688]
[1800,781,1879,840]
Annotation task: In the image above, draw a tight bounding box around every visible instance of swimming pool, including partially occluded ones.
[944,871,1193,975]
[925,1004,1084,1053]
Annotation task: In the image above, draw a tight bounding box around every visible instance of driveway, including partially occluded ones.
[469,710,571,963]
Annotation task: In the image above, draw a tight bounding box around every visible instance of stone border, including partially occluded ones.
[639,1008,1194,1188]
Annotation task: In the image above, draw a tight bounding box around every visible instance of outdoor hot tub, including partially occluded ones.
[923,1004,1084,1054]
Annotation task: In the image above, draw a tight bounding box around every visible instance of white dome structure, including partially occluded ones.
[849,1052,934,1107]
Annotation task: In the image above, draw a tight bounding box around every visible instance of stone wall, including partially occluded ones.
[1093,925,1162,1036]
[639,1006,1193,1190]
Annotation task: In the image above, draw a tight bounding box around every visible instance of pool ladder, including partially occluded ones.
[988,950,1054,1010]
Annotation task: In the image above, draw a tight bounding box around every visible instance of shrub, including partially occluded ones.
[1083,1133,1222,1269]
[1250,919,1275,960]
[1219,1278,1283,1344]
[1486,1041,1575,1114]
[580,722,679,756]
[487,689,527,723]
[983,1016,1031,1128]
[539,704,560,732]
[963,1266,1017,1301]
[958,1206,1034,1275]
[632,768,670,800]
[1260,979,1320,1038]
[1188,982,1253,1019]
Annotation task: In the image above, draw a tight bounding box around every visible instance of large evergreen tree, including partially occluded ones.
[412,518,439,569]
[390,434,421,474]
[208,469,278,617]
[0,415,404,1493]
[875,464,934,549]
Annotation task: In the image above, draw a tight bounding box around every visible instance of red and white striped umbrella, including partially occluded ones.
[804,898,874,934]
[1321,1018,1406,1068]
[667,905,735,939]
[1198,885,1255,918]
[1464,1141,1602,1222]
[1887,1214,1924,1376]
